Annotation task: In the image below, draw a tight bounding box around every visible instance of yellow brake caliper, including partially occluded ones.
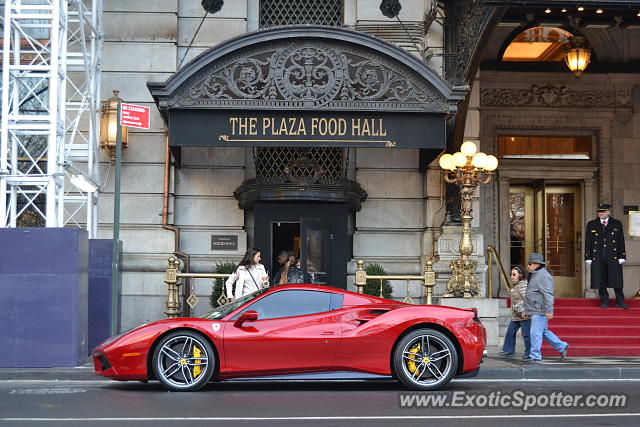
[192,345,203,378]
[406,343,421,373]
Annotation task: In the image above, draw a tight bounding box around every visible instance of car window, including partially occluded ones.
[233,290,334,320]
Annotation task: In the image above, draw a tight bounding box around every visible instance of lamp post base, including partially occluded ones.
[443,258,479,298]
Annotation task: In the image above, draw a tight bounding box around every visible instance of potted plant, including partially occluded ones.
[363,262,393,299]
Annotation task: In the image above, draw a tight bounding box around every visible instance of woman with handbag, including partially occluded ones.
[500,266,532,360]
[225,247,269,301]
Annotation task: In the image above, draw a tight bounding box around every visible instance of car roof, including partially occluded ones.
[265,284,404,305]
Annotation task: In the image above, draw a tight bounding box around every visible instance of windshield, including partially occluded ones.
[200,288,269,320]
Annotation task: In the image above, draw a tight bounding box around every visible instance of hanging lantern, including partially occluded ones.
[564,36,591,77]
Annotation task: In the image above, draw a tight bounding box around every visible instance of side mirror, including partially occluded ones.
[234,310,258,327]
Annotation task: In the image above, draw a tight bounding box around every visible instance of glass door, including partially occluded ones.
[509,185,582,297]
[544,187,581,297]
[300,218,331,285]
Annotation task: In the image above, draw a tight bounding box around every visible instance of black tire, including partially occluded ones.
[393,328,458,391]
[152,330,215,392]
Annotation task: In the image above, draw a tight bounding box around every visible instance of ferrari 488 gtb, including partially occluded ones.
[93,284,486,391]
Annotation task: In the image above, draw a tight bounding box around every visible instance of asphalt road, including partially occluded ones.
[1,378,639,426]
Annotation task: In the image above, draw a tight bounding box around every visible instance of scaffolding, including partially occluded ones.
[1,0,103,237]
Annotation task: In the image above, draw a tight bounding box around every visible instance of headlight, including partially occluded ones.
[98,324,147,348]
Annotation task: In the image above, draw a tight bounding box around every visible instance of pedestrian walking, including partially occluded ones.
[585,203,628,309]
[523,253,569,361]
[500,266,531,360]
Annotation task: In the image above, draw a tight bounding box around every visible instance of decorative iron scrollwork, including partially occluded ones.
[284,149,325,185]
[170,41,445,112]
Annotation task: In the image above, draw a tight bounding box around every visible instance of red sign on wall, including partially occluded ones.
[120,103,150,129]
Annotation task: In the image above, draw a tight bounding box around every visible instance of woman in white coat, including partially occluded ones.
[225,247,269,301]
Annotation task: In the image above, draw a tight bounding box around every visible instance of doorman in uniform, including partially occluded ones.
[585,204,628,309]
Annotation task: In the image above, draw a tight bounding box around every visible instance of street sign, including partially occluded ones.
[120,103,150,129]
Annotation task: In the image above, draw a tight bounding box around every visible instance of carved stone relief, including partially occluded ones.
[480,85,632,109]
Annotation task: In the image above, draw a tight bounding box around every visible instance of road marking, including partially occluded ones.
[9,388,86,395]
[1,414,640,422]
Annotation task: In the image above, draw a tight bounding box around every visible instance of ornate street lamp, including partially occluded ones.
[564,36,591,77]
[100,90,128,163]
[100,89,127,334]
[439,141,498,298]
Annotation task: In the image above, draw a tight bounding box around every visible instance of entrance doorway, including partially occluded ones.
[509,184,582,297]
[270,219,331,284]
[255,203,349,288]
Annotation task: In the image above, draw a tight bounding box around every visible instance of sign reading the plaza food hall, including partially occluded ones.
[169,110,443,149]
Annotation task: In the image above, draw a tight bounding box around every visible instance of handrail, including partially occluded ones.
[164,257,439,318]
[354,260,437,305]
[164,257,232,318]
[486,245,512,298]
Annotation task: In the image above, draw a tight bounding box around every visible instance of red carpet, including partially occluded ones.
[541,298,640,357]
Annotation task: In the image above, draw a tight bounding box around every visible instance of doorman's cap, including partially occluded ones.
[527,253,546,265]
[597,203,612,212]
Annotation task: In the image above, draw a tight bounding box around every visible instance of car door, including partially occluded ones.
[222,290,343,375]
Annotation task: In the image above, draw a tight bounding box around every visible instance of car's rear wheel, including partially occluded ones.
[393,328,458,390]
[152,331,215,392]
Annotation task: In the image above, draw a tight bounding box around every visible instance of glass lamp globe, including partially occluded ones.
[471,152,487,169]
[460,141,478,157]
[452,152,468,167]
[484,155,499,171]
[439,153,454,171]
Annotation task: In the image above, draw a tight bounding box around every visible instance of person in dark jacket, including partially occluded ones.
[584,204,628,309]
[278,253,311,284]
[523,253,569,361]
[271,250,290,286]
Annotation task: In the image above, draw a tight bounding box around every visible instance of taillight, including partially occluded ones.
[465,308,481,325]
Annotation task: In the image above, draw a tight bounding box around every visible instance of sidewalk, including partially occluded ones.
[478,346,640,380]
[2,348,640,382]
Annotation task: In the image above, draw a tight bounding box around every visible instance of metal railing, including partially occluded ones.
[354,259,437,305]
[486,245,512,298]
[163,257,439,318]
[164,257,232,318]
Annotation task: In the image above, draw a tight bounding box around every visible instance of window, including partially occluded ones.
[237,290,337,320]
[259,0,344,28]
[498,135,592,160]
[502,27,573,63]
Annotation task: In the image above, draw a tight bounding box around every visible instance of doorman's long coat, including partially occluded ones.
[584,217,626,289]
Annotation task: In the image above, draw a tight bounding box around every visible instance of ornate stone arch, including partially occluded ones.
[148,26,465,117]
[148,26,466,209]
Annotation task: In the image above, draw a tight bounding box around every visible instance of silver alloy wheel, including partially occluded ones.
[155,334,210,390]
[400,333,453,387]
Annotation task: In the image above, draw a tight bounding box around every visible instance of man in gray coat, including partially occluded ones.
[523,253,569,361]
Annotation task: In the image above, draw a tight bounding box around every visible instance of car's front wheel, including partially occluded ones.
[393,328,458,390]
[152,331,215,392]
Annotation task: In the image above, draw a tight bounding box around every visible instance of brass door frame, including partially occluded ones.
[544,186,582,297]
[509,184,582,297]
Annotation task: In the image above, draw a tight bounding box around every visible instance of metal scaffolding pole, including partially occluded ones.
[1,0,103,235]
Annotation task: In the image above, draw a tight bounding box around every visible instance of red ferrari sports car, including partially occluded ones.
[93,284,486,391]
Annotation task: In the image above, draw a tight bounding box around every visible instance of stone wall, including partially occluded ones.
[100,0,449,328]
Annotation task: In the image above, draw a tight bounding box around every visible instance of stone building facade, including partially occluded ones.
[97,0,640,337]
